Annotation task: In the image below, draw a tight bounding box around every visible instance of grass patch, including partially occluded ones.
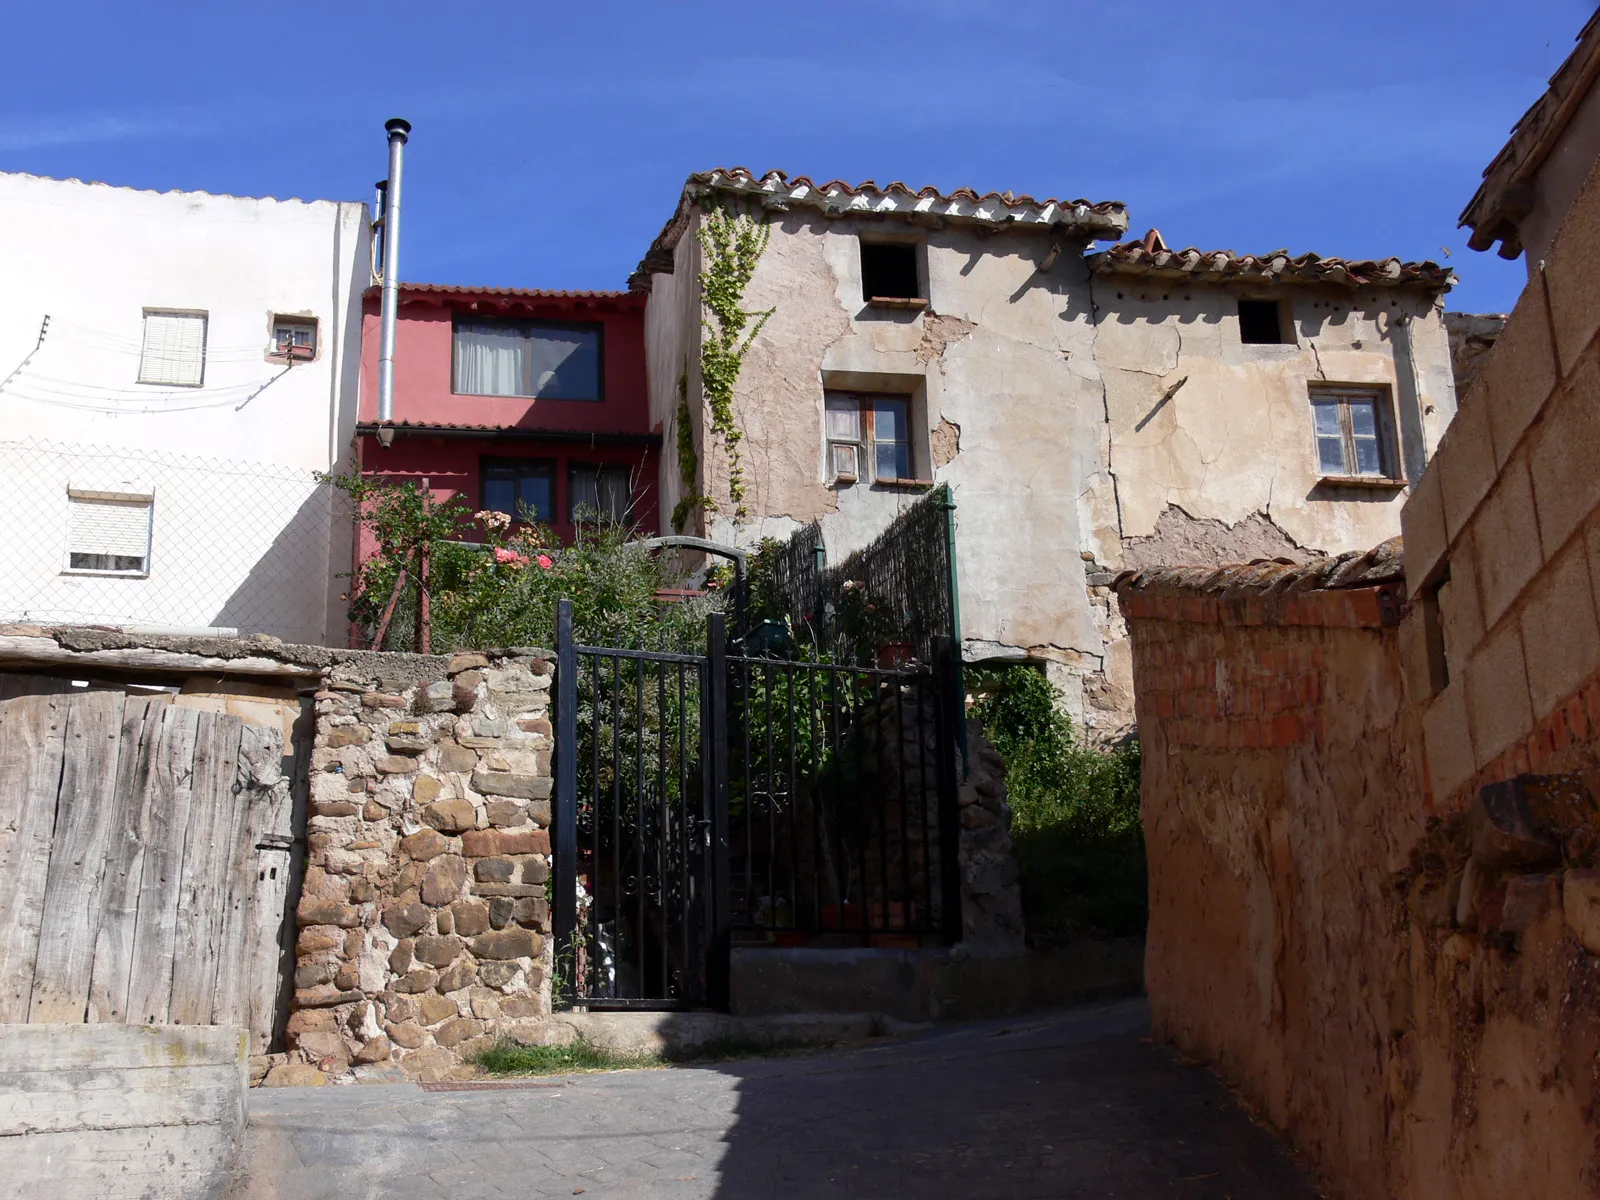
[473,1038,664,1076]
[473,1035,830,1077]
[970,665,1146,943]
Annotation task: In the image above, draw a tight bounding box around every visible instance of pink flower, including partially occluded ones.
[494,547,529,568]
[537,554,554,570]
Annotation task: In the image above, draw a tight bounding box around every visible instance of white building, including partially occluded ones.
[0,172,370,644]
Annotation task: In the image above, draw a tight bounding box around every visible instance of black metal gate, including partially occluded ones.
[552,600,962,1011]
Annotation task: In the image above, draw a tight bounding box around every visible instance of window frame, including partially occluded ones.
[824,391,920,487]
[1307,385,1401,483]
[480,457,558,525]
[269,316,318,362]
[61,488,154,578]
[567,461,633,524]
[450,316,605,402]
[137,309,208,388]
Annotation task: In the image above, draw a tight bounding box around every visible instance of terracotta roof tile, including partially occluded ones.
[1088,233,1453,292]
[1460,9,1600,257]
[632,167,1129,289]
[1113,537,1405,596]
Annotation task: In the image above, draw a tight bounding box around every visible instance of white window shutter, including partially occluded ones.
[69,496,152,557]
[139,312,207,386]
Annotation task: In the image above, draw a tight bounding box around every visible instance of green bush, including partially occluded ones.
[969,666,1146,941]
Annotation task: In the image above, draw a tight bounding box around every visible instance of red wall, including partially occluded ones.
[357,288,650,432]
[354,286,659,551]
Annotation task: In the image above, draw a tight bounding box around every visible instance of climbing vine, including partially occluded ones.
[671,369,705,532]
[697,203,773,523]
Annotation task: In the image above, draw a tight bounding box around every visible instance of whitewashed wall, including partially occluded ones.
[0,172,370,642]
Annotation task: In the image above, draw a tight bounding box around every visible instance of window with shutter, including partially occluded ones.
[138,311,208,386]
[65,491,153,575]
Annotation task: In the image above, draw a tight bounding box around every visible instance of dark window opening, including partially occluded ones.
[453,319,603,400]
[482,459,555,523]
[569,463,632,523]
[860,242,921,303]
[1238,299,1289,344]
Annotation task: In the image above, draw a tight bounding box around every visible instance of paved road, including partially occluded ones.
[236,999,1322,1200]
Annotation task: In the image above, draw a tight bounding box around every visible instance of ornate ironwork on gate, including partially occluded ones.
[552,600,963,1011]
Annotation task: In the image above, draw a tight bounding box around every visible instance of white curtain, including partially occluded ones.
[455,323,528,396]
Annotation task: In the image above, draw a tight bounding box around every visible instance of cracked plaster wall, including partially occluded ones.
[1088,278,1457,566]
[643,208,1457,739]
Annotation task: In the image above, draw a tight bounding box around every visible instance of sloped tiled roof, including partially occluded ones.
[1088,231,1453,291]
[1114,538,1405,597]
[631,167,1129,289]
[1460,9,1600,257]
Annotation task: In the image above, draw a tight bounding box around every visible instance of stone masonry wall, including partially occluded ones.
[1118,550,1600,1199]
[273,650,555,1085]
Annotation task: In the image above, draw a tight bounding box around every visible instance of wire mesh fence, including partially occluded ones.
[0,438,348,645]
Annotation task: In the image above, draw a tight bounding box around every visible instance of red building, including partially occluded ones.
[355,283,659,542]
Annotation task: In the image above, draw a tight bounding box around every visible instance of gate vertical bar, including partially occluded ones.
[553,600,579,999]
[932,636,963,944]
[940,484,968,778]
[706,611,732,1010]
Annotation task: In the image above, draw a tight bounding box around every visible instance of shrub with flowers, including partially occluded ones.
[321,471,721,653]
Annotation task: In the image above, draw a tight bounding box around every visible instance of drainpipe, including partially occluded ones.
[376,118,411,427]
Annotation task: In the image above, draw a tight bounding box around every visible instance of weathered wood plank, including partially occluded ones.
[123,705,201,1026]
[169,713,245,1026]
[28,687,129,1022]
[211,721,286,1043]
[86,696,168,1023]
[0,673,73,701]
[0,691,69,1021]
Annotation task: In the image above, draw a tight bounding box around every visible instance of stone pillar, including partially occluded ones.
[285,650,555,1083]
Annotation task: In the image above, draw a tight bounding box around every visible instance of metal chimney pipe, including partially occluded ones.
[376,118,411,425]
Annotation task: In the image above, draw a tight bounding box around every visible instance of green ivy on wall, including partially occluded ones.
[671,369,705,532]
[697,203,773,523]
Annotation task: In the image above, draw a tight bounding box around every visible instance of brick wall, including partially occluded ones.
[1118,544,1600,1199]
[265,650,555,1086]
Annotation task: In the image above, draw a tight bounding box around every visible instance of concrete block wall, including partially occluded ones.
[0,1023,247,1200]
[1402,150,1600,808]
[268,650,555,1085]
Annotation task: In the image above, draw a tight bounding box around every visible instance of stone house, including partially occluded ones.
[634,169,1458,738]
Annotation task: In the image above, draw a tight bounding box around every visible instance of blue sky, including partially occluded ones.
[3,1,1590,312]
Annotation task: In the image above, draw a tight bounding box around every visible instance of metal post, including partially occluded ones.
[376,118,411,424]
[553,599,579,1002]
[939,484,968,777]
[932,636,963,944]
[705,610,732,1009]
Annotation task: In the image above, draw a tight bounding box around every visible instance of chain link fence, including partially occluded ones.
[0,438,350,646]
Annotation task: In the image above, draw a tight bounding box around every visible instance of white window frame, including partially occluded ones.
[138,309,208,387]
[62,486,154,578]
[270,316,318,361]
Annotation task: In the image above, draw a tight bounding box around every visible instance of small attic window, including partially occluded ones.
[1238,299,1290,345]
[861,242,923,307]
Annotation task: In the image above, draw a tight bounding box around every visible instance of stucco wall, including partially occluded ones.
[644,216,702,534]
[646,195,1456,737]
[1119,562,1600,1199]
[0,172,368,643]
